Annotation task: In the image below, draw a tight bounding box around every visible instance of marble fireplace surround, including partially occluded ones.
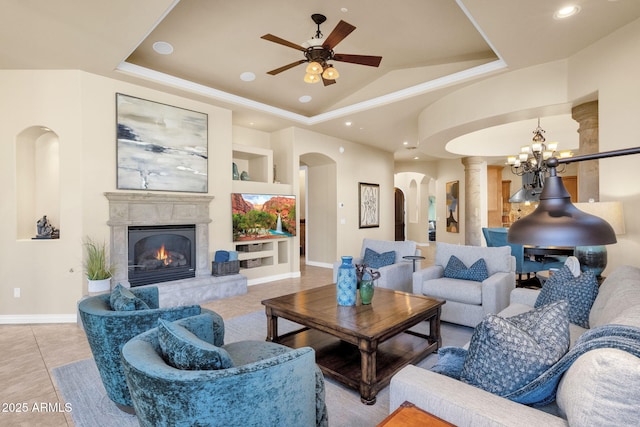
[104,192,247,306]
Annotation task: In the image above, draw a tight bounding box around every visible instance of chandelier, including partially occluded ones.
[506,120,573,175]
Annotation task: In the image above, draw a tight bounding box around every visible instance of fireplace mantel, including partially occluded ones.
[103,192,246,305]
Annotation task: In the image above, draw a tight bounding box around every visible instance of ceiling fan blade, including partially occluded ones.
[323,20,356,50]
[333,53,382,67]
[322,77,337,86]
[261,34,306,52]
[266,60,307,75]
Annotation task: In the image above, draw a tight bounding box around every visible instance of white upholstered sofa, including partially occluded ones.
[412,242,516,327]
[391,265,640,426]
[332,239,419,293]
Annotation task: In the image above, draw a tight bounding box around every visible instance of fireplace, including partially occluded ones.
[128,225,196,287]
[104,192,247,307]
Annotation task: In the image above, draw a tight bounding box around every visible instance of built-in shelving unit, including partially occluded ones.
[235,238,291,280]
[231,143,296,282]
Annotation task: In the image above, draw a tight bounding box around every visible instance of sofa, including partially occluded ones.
[332,239,420,293]
[390,265,640,426]
[121,313,328,427]
[412,242,516,327]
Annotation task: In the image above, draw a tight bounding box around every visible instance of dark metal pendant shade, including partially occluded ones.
[507,173,617,247]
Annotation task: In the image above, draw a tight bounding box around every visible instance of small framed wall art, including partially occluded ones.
[446,180,459,233]
[359,182,380,228]
[116,93,208,193]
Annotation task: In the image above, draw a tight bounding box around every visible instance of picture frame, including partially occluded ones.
[116,93,208,193]
[446,180,459,233]
[359,182,380,228]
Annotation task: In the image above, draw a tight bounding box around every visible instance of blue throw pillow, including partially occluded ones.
[430,346,468,380]
[363,247,396,269]
[158,318,234,371]
[109,283,150,311]
[460,300,570,396]
[535,265,599,328]
[443,255,489,282]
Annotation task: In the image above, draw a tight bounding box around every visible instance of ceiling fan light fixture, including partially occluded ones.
[304,73,321,84]
[305,61,323,74]
[322,65,339,80]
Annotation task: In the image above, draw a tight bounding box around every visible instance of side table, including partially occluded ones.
[403,255,426,272]
[378,401,455,427]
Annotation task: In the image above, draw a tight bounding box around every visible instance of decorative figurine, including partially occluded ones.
[34,215,59,239]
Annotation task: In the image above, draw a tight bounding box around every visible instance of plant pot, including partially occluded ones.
[87,278,111,294]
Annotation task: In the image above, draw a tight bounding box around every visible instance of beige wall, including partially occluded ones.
[0,71,395,321]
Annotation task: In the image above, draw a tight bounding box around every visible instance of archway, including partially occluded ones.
[299,153,337,267]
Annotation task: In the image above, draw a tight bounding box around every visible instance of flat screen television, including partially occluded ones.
[232,193,296,242]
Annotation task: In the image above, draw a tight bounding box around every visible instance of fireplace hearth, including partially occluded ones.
[128,225,196,286]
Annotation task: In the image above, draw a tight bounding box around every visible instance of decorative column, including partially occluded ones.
[572,101,599,202]
[462,156,484,246]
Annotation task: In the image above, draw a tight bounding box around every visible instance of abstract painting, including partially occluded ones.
[116,93,208,192]
[359,182,380,228]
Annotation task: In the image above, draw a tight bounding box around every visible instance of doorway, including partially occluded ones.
[394,188,405,241]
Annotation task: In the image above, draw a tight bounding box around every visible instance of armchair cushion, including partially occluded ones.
[443,255,489,282]
[158,318,233,371]
[363,247,396,269]
[461,300,570,396]
[110,283,150,311]
[535,266,599,328]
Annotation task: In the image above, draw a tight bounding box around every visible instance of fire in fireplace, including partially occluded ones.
[128,224,196,286]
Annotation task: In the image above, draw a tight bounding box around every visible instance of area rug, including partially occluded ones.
[52,311,472,427]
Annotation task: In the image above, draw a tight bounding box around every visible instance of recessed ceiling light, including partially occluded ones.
[299,95,312,103]
[403,141,409,145]
[240,72,256,82]
[341,7,348,13]
[345,121,352,126]
[554,5,581,19]
[414,156,419,160]
[152,41,174,55]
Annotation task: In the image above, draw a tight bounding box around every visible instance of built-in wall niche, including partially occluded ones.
[16,126,60,240]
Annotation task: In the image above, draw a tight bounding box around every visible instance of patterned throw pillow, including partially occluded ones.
[535,265,599,328]
[109,283,150,311]
[363,247,396,269]
[443,255,489,282]
[158,319,234,370]
[460,300,570,396]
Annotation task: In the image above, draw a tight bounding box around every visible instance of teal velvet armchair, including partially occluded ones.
[121,313,329,427]
[78,286,207,412]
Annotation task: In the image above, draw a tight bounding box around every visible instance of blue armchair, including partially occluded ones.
[121,313,328,427]
[482,227,565,282]
[78,286,207,412]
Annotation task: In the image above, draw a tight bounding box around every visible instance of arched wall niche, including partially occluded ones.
[16,126,60,239]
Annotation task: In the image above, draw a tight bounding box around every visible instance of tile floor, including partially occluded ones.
[0,247,434,426]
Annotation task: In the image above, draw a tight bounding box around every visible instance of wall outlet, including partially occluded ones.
[14,288,20,298]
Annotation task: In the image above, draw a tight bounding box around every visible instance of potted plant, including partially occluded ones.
[83,237,114,293]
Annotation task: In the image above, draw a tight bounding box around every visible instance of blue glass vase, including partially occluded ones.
[337,256,357,306]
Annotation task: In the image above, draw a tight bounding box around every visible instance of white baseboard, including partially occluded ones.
[0,314,77,324]
[304,260,333,269]
[247,271,301,286]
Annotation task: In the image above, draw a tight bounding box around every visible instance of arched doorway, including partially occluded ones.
[299,153,337,267]
[394,188,405,241]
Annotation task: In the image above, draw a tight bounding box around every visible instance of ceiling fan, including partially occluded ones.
[261,13,383,86]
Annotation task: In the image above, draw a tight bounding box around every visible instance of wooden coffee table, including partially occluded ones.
[261,284,444,404]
